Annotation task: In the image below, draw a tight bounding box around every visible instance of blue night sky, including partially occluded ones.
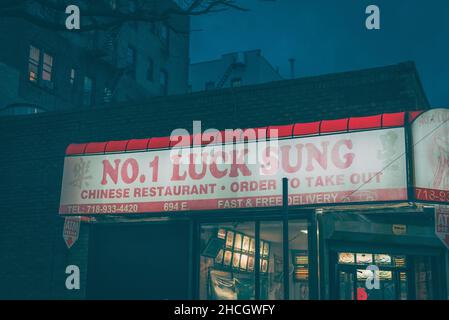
[190,0,449,107]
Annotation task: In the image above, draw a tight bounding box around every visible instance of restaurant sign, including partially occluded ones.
[413,108,449,203]
[59,128,407,215]
[435,205,449,250]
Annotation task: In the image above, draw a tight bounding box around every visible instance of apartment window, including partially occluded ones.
[126,46,136,78]
[160,69,168,96]
[109,0,117,10]
[160,24,168,41]
[231,77,242,88]
[129,0,137,13]
[83,76,94,106]
[42,53,53,83]
[69,68,76,86]
[147,58,154,81]
[103,87,113,104]
[28,45,54,88]
[28,45,40,83]
[205,81,215,91]
[150,22,156,35]
[160,24,169,51]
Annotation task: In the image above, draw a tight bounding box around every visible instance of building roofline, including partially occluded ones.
[0,61,430,124]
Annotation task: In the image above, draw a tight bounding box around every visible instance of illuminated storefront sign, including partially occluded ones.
[59,127,407,214]
[413,108,449,203]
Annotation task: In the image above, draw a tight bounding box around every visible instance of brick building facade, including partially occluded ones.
[0,0,190,116]
[0,62,436,299]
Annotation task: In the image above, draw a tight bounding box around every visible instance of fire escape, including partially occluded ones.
[89,25,126,104]
[216,53,246,89]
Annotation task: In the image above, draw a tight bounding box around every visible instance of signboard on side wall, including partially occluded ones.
[413,108,449,203]
[436,205,449,250]
[59,127,408,215]
[63,216,81,249]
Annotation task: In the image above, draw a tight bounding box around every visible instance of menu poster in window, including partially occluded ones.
[217,228,226,240]
[249,239,255,254]
[356,253,373,264]
[242,236,250,252]
[261,259,268,273]
[233,253,241,269]
[226,231,234,248]
[240,254,248,270]
[338,252,355,264]
[223,251,232,266]
[248,256,254,271]
[375,254,392,266]
[263,242,270,257]
[234,233,242,251]
[215,249,224,264]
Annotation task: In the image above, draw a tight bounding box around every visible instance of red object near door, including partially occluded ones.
[357,287,368,300]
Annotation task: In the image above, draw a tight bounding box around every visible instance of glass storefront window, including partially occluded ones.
[199,219,310,300]
[199,222,255,300]
[289,221,310,300]
[260,221,283,300]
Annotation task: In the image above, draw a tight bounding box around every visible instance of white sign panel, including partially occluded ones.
[63,216,81,248]
[413,108,449,203]
[59,128,407,214]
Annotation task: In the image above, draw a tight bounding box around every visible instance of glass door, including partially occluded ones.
[335,252,410,300]
[338,265,355,300]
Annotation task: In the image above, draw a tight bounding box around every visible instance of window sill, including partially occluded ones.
[26,80,56,94]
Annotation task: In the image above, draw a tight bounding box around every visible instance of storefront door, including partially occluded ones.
[336,264,408,300]
[333,251,441,300]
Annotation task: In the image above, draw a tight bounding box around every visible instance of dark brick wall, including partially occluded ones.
[0,62,430,299]
[0,18,116,112]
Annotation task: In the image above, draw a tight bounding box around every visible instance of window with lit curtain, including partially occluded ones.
[28,45,54,88]
[28,45,40,83]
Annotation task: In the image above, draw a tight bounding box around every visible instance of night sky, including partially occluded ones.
[190,0,449,107]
